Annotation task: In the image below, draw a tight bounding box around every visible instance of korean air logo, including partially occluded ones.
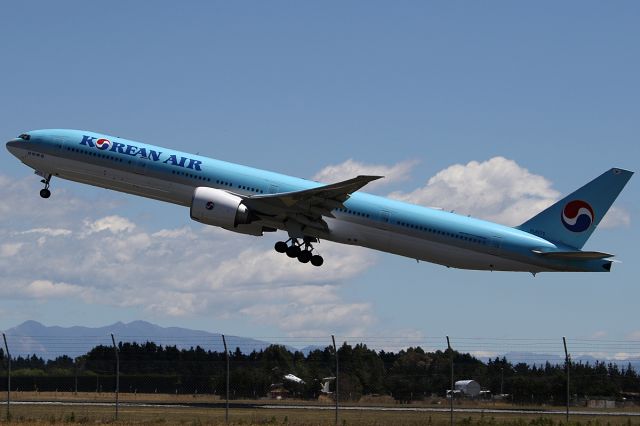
[561,200,594,232]
[95,138,112,150]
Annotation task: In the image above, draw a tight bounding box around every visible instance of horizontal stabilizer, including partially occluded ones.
[532,250,614,259]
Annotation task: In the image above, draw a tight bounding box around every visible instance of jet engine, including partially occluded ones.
[190,187,253,228]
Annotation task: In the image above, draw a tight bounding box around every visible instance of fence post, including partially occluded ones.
[111,334,119,421]
[2,333,10,421]
[563,337,570,423]
[447,336,454,426]
[74,358,78,395]
[222,334,229,425]
[331,335,338,426]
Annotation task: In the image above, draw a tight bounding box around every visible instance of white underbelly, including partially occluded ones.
[325,217,549,272]
[28,155,194,206]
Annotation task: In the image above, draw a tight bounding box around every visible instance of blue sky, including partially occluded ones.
[1,1,638,356]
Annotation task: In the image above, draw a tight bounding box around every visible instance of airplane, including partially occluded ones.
[6,129,633,273]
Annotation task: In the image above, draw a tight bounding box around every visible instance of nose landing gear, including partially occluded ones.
[274,237,324,266]
[39,174,52,199]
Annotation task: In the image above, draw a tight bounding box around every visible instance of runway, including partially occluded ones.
[10,400,640,417]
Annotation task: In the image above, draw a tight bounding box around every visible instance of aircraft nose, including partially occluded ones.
[6,139,22,157]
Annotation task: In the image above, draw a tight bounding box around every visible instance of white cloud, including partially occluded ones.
[16,228,71,248]
[312,159,418,190]
[24,280,86,299]
[599,206,631,228]
[206,241,375,290]
[389,157,561,226]
[0,191,377,335]
[612,352,640,361]
[152,227,196,239]
[627,331,640,340]
[145,291,208,317]
[470,350,500,359]
[0,243,23,257]
[21,228,72,237]
[84,215,136,234]
[387,157,632,229]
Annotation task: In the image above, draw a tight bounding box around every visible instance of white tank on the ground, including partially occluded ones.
[455,380,481,397]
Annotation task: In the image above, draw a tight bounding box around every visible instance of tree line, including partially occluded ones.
[0,343,638,403]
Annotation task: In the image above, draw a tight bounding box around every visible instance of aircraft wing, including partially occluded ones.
[242,175,382,231]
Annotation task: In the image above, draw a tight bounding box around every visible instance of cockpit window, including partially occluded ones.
[18,133,31,141]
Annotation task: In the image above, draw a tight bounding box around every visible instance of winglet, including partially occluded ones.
[329,175,383,193]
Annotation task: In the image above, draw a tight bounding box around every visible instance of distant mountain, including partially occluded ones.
[478,351,640,370]
[299,345,330,355]
[4,322,639,370]
[2,320,284,359]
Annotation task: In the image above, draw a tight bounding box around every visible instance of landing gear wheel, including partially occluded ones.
[274,241,288,253]
[298,251,312,263]
[278,236,324,266]
[39,174,52,199]
[286,245,301,258]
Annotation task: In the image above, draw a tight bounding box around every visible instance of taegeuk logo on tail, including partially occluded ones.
[561,200,594,232]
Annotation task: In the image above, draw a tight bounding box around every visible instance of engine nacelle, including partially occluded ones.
[190,187,252,228]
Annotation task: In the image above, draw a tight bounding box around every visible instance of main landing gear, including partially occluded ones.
[274,237,324,266]
[39,174,52,199]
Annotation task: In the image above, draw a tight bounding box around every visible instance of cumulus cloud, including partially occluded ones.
[24,280,86,299]
[313,157,631,228]
[599,207,631,229]
[0,201,377,336]
[312,159,418,190]
[84,215,136,234]
[389,157,561,226]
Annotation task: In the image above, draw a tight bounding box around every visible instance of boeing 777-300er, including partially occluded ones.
[6,130,633,273]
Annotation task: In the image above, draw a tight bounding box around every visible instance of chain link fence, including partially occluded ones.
[0,333,639,423]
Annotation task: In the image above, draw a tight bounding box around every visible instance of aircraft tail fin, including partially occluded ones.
[517,168,633,249]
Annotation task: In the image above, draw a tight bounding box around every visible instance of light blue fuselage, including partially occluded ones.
[6,129,614,273]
